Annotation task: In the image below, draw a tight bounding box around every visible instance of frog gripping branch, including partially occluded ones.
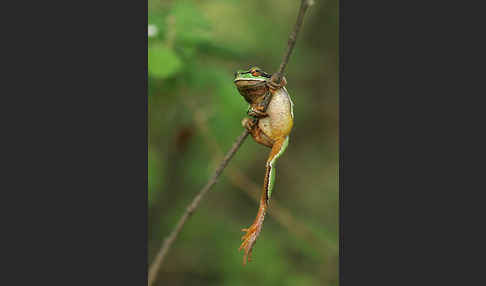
[234,67,294,264]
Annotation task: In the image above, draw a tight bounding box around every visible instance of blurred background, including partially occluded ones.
[148,0,338,285]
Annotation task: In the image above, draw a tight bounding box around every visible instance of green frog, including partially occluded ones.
[233,66,294,264]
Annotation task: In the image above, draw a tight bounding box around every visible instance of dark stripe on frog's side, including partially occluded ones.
[262,136,289,205]
[263,164,272,204]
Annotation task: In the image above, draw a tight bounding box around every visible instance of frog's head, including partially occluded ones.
[234,66,271,103]
[233,66,271,86]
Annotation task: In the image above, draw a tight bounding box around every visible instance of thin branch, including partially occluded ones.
[263,0,314,112]
[148,129,249,286]
[271,0,314,85]
[148,1,313,284]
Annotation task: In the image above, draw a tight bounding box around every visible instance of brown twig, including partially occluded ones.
[148,129,249,286]
[148,1,313,284]
[262,0,314,112]
[271,0,315,85]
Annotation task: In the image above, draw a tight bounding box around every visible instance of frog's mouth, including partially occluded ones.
[234,79,266,88]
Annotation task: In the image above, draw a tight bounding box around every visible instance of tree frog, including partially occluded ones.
[233,66,294,264]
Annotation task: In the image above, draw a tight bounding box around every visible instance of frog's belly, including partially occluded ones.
[258,88,293,140]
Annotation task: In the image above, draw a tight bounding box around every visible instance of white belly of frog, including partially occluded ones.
[259,88,293,139]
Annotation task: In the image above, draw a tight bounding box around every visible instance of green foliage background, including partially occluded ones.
[148,0,338,285]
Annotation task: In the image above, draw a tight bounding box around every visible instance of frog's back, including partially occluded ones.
[259,87,294,140]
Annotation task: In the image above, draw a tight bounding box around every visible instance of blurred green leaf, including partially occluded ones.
[148,45,183,79]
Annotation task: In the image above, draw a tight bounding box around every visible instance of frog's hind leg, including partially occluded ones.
[262,136,289,203]
[241,118,273,148]
[239,136,289,264]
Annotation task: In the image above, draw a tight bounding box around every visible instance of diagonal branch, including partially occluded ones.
[148,129,249,286]
[263,0,314,112]
[271,0,315,85]
[148,1,314,285]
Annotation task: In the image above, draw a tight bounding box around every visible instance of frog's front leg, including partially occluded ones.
[241,118,273,148]
[267,76,287,92]
[253,89,273,116]
[256,77,287,111]
[247,105,268,119]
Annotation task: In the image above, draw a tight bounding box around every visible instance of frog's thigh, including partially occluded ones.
[247,123,273,148]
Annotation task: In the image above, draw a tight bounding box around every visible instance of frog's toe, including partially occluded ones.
[241,118,248,127]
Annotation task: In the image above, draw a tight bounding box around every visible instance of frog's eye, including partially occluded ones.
[251,70,261,77]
